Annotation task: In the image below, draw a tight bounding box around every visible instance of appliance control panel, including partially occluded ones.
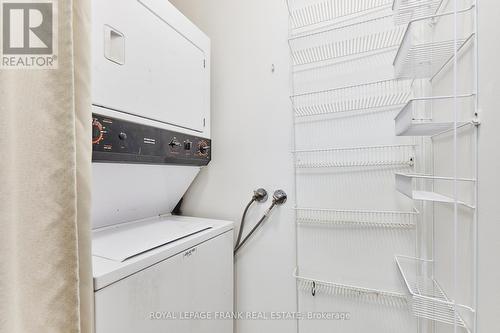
[92,114,211,166]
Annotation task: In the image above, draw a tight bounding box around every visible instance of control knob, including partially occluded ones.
[198,141,210,156]
[169,138,182,148]
[92,119,104,144]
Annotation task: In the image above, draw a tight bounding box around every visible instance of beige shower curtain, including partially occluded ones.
[0,1,92,332]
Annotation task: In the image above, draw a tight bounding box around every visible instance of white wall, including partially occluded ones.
[168,1,297,333]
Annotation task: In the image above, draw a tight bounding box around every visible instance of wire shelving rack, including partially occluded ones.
[392,0,445,25]
[287,0,393,32]
[395,255,474,331]
[294,144,415,169]
[289,1,479,332]
[296,207,419,228]
[395,173,476,208]
[393,5,476,79]
[294,267,408,307]
[395,94,477,136]
[289,15,406,67]
[292,78,413,117]
[289,0,419,316]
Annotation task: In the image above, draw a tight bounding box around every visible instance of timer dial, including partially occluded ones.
[198,140,210,156]
[92,119,104,144]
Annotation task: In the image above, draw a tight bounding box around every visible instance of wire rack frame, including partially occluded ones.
[392,0,446,25]
[294,268,408,307]
[395,94,477,137]
[395,255,474,331]
[291,78,413,117]
[289,14,406,67]
[291,42,398,78]
[393,6,476,79]
[395,173,476,209]
[296,207,419,228]
[287,0,393,31]
[294,144,415,169]
[292,48,399,91]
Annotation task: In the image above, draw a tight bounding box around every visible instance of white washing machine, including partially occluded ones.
[93,216,234,333]
[90,1,234,332]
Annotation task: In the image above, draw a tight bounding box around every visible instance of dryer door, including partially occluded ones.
[92,0,210,133]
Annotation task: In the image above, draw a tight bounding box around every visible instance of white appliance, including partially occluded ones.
[90,1,233,332]
[93,216,233,333]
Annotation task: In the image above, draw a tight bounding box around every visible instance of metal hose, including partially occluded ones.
[234,202,277,254]
[234,189,286,255]
[234,198,255,250]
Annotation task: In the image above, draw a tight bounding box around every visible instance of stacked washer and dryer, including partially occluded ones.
[90,1,233,332]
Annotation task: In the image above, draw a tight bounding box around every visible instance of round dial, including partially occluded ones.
[92,119,104,144]
[198,140,210,156]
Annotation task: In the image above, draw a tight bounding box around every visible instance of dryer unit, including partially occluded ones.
[90,1,233,333]
[93,0,210,135]
[91,0,212,229]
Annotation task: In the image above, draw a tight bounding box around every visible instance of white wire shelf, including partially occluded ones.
[395,94,476,136]
[287,0,393,32]
[395,255,473,330]
[295,144,415,169]
[296,207,419,228]
[294,267,408,307]
[292,79,413,117]
[289,14,405,67]
[292,48,398,94]
[393,6,475,79]
[395,173,476,208]
[392,0,444,25]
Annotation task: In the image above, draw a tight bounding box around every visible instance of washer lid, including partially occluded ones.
[92,218,212,262]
